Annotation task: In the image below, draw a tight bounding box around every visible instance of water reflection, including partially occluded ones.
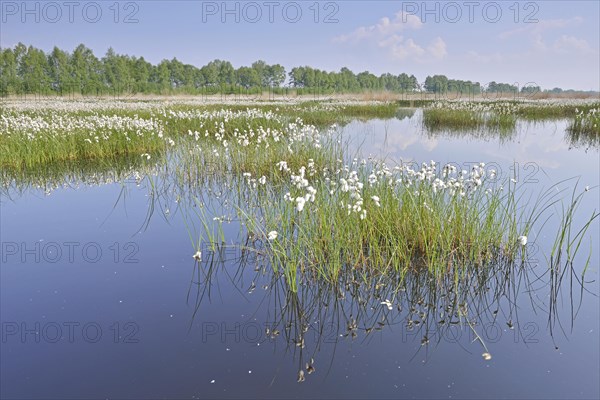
[0,153,161,199]
[566,128,600,150]
[343,114,598,190]
[187,234,588,382]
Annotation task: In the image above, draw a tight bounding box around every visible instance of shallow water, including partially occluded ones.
[1,111,599,399]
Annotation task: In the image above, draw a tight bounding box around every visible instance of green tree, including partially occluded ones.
[0,48,20,94]
[70,44,103,94]
[424,75,449,93]
[267,64,286,87]
[19,45,50,93]
[47,46,73,93]
[132,56,151,92]
[153,60,171,92]
[236,66,260,88]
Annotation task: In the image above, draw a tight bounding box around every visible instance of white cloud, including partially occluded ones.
[498,17,584,39]
[427,37,447,59]
[378,35,425,59]
[553,35,595,54]
[465,51,505,64]
[377,35,447,61]
[334,11,423,43]
[497,17,587,52]
[334,11,446,62]
[465,16,597,84]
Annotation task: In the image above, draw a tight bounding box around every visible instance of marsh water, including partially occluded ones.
[1,109,599,399]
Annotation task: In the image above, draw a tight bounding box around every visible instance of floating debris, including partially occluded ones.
[347,318,358,331]
[306,358,315,374]
[381,299,393,310]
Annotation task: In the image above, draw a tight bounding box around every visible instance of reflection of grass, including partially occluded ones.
[180,174,595,379]
[0,153,160,200]
[395,107,417,120]
[188,207,594,378]
[566,108,599,149]
[566,129,599,149]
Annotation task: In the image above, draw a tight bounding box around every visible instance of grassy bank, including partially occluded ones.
[422,100,600,135]
[0,100,400,173]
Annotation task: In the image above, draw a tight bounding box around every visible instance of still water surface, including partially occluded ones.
[1,111,598,399]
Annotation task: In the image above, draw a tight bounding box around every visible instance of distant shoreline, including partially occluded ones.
[2,91,599,103]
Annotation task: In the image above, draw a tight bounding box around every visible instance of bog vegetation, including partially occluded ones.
[1,98,597,296]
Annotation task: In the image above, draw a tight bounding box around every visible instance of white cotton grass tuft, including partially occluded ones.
[193,250,202,261]
[371,196,381,207]
[296,196,306,212]
[267,231,278,241]
[517,236,527,246]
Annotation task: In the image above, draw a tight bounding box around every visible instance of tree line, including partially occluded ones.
[1,43,549,96]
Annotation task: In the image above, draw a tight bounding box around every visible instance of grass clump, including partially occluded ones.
[0,110,170,173]
[422,100,600,140]
[186,150,595,294]
[225,160,552,291]
[422,102,517,133]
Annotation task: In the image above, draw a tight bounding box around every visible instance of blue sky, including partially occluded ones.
[1,0,598,90]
